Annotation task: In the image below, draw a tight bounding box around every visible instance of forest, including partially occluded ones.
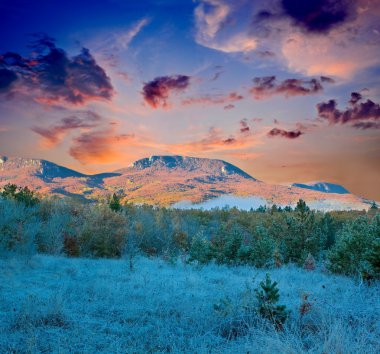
[1,184,379,281]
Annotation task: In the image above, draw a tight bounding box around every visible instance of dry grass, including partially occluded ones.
[0,255,379,353]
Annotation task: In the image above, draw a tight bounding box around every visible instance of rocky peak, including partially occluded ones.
[129,155,256,180]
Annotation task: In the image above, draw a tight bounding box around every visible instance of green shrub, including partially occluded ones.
[188,232,213,264]
[1,183,40,207]
[78,205,127,258]
[254,273,289,330]
[328,216,378,278]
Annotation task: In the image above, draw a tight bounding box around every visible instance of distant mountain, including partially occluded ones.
[0,155,371,210]
[292,182,350,194]
[122,155,255,181]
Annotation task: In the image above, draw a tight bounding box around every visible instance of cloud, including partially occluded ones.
[194,0,257,53]
[250,76,328,99]
[192,1,380,78]
[0,34,113,105]
[280,0,353,34]
[142,75,191,108]
[267,128,303,139]
[0,68,17,92]
[320,76,335,84]
[280,1,380,78]
[352,122,380,130]
[211,70,223,81]
[93,18,150,56]
[170,126,259,155]
[240,119,250,133]
[224,104,235,110]
[316,92,380,128]
[182,91,244,106]
[69,129,134,164]
[114,18,150,50]
[32,111,103,147]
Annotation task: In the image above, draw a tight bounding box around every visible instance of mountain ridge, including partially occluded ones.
[292,182,350,195]
[0,154,371,210]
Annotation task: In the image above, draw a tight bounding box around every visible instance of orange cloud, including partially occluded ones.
[69,129,135,164]
[169,126,262,155]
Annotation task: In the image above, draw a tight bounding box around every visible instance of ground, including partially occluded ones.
[0,255,379,353]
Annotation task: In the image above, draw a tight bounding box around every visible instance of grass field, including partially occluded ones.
[1,254,379,353]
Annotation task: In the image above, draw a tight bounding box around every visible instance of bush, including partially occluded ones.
[1,183,40,207]
[188,231,213,264]
[0,199,39,255]
[78,205,127,258]
[328,215,379,278]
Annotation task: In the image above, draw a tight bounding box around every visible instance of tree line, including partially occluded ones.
[0,184,379,281]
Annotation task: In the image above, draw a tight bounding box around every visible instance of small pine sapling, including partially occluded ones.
[254,273,289,330]
[109,193,122,212]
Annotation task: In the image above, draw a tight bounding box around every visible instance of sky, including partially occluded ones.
[0,0,380,200]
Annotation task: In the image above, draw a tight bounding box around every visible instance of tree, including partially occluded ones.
[328,216,376,277]
[109,193,122,212]
[295,199,310,217]
[254,274,289,330]
[370,201,378,210]
[1,183,39,207]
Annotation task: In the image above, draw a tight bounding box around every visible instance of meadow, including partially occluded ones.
[1,254,379,353]
[0,186,379,353]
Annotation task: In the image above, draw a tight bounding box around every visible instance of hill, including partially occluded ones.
[0,155,371,210]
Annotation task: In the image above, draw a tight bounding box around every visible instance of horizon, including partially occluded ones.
[1,0,380,200]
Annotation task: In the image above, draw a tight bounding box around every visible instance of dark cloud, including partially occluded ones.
[0,34,113,105]
[224,104,235,110]
[254,1,354,37]
[349,92,362,105]
[281,0,351,33]
[267,128,303,139]
[320,76,335,83]
[316,92,380,128]
[250,76,327,99]
[257,50,276,58]
[222,137,236,144]
[240,119,250,133]
[211,71,223,81]
[0,69,17,92]
[352,122,380,130]
[182,92,244,107]
[142,75,191,108]
[32,111,103,146]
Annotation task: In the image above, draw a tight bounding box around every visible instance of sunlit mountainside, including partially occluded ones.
[0,155,371,210]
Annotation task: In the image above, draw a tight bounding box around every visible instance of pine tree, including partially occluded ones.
[366,238,380,280]
[109,193,122,212]
[254,273,289,330]
[370,201,378,210]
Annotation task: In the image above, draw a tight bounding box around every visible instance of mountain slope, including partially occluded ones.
[0,155,371,210]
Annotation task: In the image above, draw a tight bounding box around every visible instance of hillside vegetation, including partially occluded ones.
[0,185,379,353]
[0,185,379,280]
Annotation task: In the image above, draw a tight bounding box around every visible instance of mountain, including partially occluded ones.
[0,155,371,210]
[292,182,350,194]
